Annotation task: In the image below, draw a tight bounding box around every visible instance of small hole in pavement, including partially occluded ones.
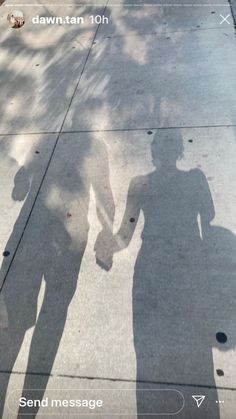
[147,131,153,135]
[35,150,40,154]
[188,139,193,143]
[216,332,227,344]
[217,369,224,377]
[3,250,10,257]
[129,218,135,223]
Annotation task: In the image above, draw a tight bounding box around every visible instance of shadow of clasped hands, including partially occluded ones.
[94,229,115,271]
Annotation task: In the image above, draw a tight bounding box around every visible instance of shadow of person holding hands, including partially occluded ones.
[0,135,115,418]
[109,131,226,418]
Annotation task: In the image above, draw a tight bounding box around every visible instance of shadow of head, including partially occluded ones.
[151,130,184,167]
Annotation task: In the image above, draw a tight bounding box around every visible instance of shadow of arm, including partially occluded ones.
[114,177,141,252]
[195,168,215,240]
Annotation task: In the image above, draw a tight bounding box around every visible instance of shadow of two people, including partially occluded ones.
[0,131,235,419]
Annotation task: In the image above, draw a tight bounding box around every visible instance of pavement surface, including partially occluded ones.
[0,0,236,418]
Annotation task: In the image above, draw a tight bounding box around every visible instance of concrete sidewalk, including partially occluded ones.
[0,1,236,418]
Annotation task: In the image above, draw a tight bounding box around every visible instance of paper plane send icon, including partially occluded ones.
[192,395,206,408]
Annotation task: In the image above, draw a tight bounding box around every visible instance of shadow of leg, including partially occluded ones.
[0,326,25,418]
[17,251,83,419]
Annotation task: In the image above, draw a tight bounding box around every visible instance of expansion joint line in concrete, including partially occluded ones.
[0,370,236,392]
[1,123,236,137]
